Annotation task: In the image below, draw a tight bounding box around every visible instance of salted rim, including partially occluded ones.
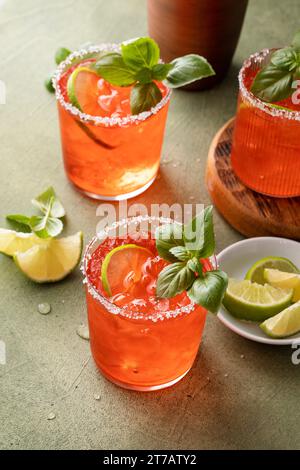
[53,44,171,128]
[81,215,217,322]
[239,48,300,121]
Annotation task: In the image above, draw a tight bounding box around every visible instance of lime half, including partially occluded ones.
[260,301,300,338]
[14,232,83,283]
[223,278,293,321]
[245,256,299,285]
[101,244,153,297]
[264,268,300,302]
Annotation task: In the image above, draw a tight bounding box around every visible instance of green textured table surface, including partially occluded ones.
[1,0,300,450]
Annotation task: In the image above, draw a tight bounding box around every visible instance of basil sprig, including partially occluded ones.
[7,187,65,239]
[251,30,300,103]
[93,37,215,114]
[155,206,228,313]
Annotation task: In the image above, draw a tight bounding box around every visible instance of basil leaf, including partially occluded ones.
[187,270,228,313]
[45,75,55,93]
[6,214,32,232]
[152,63,174,81]
[271,48,299,72]
[55,47,71,65]
[251,63,294,102]
[156,262,195,298]
[6,214,31,226]
[94,53,136,87]
[169,246,191,261]
[155,223,185,263]
[292,30,300,49]
[121,37,160,71]
[30,215,63,239]
[187,257,203,276]
[184,206,215,258]
[30,196,63,238]
[164,54,215,88]
[31,187,65,218]
[135,67,153,84]
[130,82,162,114]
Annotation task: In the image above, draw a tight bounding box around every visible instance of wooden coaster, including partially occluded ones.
[206,118,300,240]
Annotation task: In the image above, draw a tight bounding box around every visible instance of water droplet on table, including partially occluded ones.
[47,412,56,420]
[76,324,90,340]
[38,303,51,315]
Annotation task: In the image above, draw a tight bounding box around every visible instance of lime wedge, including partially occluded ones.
[14,232,83,283]
[0,229,44,257]
[260,301,300,338]
[67,66,100,115]
[245,256,299,284]
[101,244,153,297]
[223,278,293,321]
[264,268,300,302]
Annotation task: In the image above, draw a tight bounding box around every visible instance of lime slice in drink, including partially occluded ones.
[0,229,44,257]
[223,278,293,321]
[67,66,100,115]
[101,244,153,297]
[245,256,299,285]
[14,232,83,283]
[260,301,300,338]
[264,268,300,302]
[269,103,293,112]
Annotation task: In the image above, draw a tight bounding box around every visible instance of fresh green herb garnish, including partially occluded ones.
[45,75,55,93]
[251,30,300,103]
[55,47,72,65]
[45,46,72,93]
[7,187,65,239]
[93,37,215,114]
[155,206,228,313]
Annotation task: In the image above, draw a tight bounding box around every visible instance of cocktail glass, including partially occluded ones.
[53,45,171,201]
[231,49,300,197]
[82,216,213,391]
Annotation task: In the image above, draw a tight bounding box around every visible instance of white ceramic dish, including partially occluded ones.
[217,237,300,345]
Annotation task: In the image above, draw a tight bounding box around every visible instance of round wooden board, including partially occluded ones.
[206,118,300,240]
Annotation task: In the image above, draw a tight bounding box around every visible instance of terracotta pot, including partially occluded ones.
[147,0,248,90]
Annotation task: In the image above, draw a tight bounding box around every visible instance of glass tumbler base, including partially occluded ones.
[70,175,157,201]
[98,366,191,391]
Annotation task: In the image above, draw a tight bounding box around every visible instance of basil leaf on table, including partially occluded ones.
[32,186,65,218]
[6,214,32,232]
